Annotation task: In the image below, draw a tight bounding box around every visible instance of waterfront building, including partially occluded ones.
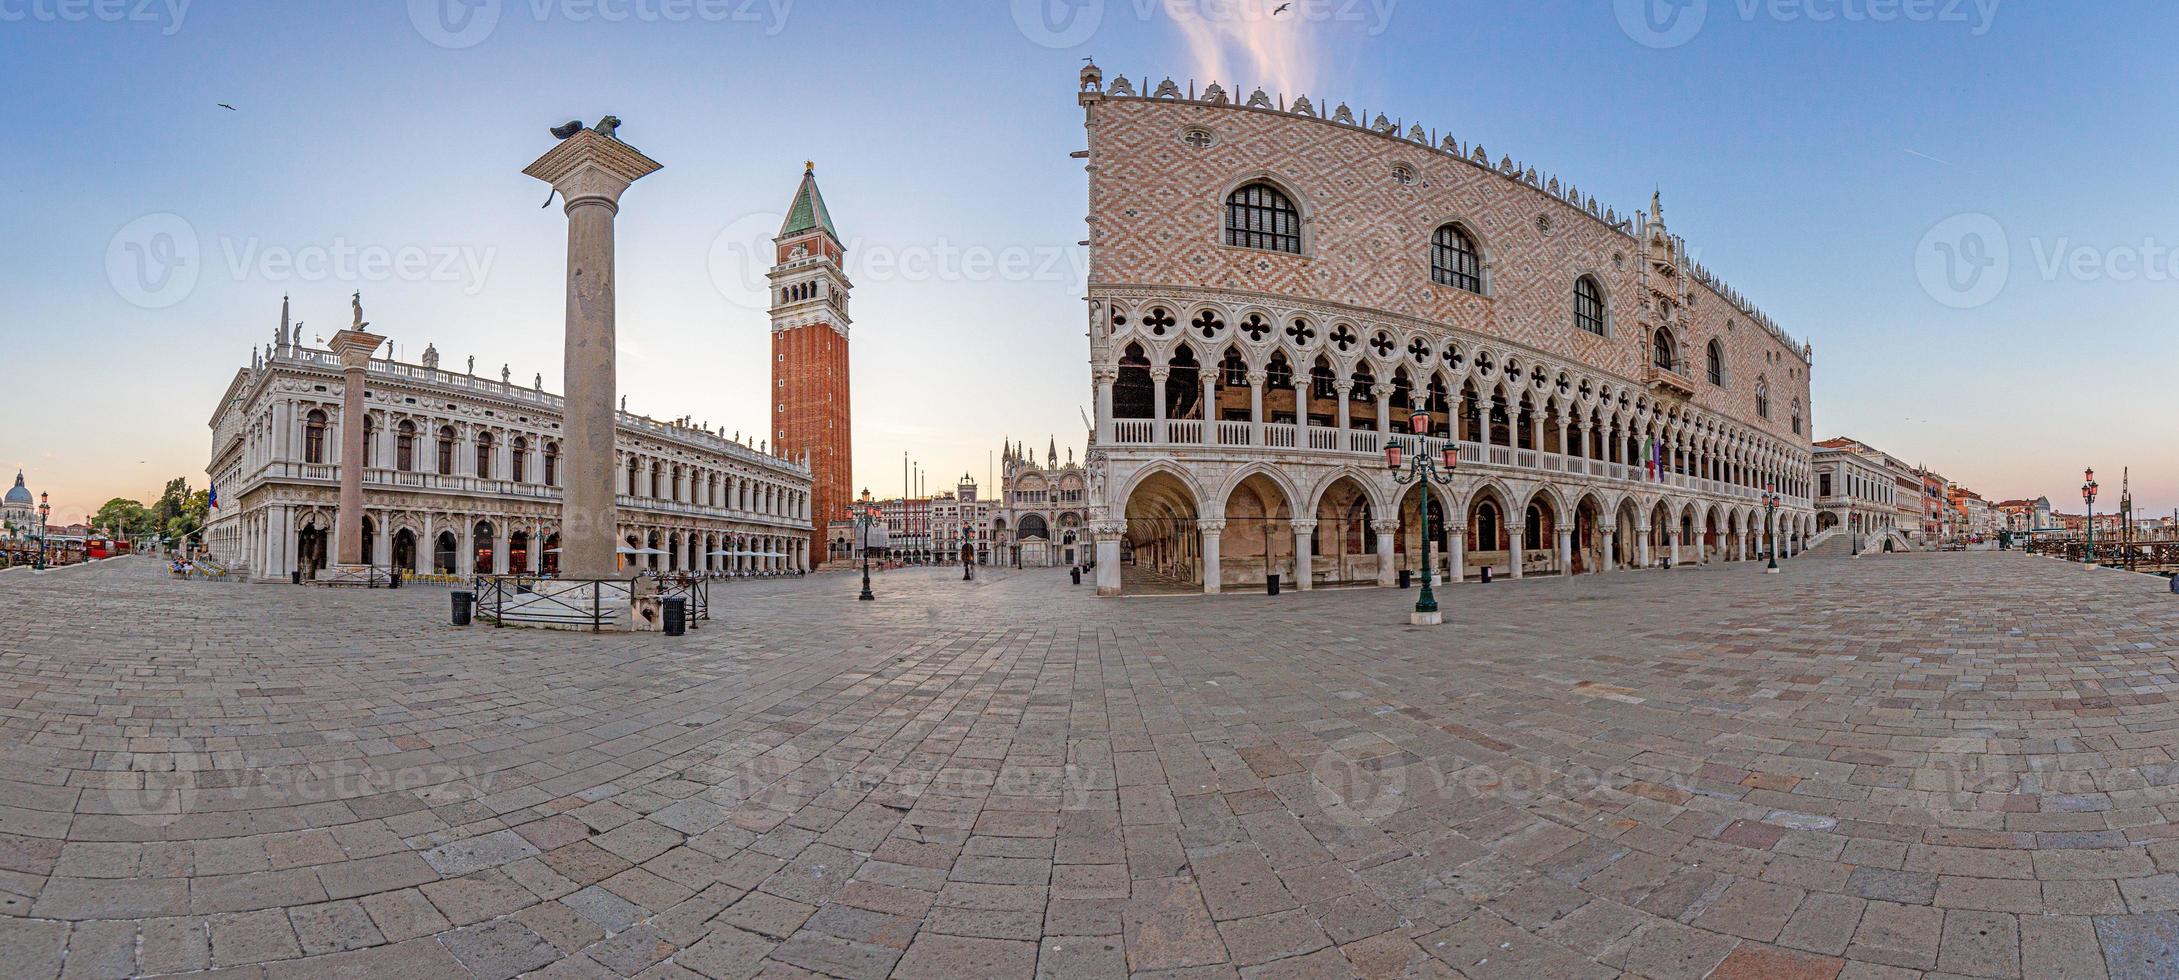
[1072,66,1817,595]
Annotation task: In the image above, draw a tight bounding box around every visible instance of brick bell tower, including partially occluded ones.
[769,162,853,565]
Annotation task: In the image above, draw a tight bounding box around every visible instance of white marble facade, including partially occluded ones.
[203,334,813,581]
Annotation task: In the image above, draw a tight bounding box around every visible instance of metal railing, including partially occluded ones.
[473,576,637,632]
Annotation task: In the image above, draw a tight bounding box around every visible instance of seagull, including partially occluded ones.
[217,103,236,111]
[1273,2,1290,13]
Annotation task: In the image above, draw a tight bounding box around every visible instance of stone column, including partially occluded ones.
[1292,520,1316,591]
[1669,529,1680,566]
[1558,527,1573,574]
[329,328,385,567]
[1507,524,1524,579]
[1199,373,1217,443]
[1198,519,1224,594]
[1094,366,1117,444]
[525,128,662,579]
[1600,526,1617,573]
[1334,382,1353,437]
[1247,370,1265,446]
[1638,525,1653,568]
[1150,369,1169,443]
[1093,520,1125,596]
[1293,374,1311,446]
[1374,386,1391,438]
[1373,520,1398,587]
[1447,514,1465,582]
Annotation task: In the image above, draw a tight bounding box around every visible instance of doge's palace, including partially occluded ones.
[1074,65,1817,596]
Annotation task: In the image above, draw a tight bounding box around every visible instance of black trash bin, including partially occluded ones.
[389,568,401,589]
[1398,569,1412,589]
[1266,574,1280,596]
[451,590,474,626]
[291,570,302,585]
[1480,566,1493,584]
[662,597,687,636]
[1070,567,1081,586]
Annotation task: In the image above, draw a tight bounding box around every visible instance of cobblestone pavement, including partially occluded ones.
[3,553,2177,979]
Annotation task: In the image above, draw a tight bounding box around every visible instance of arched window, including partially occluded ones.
[1573,277,1606,336]
[436,426,455,476]
[475,431,494,478]
[543,442,559,486]
[1790,399,1803,435]
[511,436,528,483]
[1706,340,1725,386]
[1430,224,1481,293]
[362,414,377,467]
[1755,376,1771,419]
[1652,329,1676,371]
[303,409,328,464]
[396,421,416,472]
[1224,182,1301,254]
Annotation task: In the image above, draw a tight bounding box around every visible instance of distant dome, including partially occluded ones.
[4,471,29,506]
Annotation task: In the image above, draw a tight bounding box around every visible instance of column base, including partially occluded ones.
[1765,566,1781,574]
[1409,610,1443,626]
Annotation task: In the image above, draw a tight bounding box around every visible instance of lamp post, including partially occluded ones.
[962,520,975,580]
[1762,484,1781,573]
[35,492,50,570]
[2074,466,2091,566]
[1387,411,1458,626]
[855,489,879,600]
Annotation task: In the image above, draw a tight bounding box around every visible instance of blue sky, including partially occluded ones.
[1,0,2172,521]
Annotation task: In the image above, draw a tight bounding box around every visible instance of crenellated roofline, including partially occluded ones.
[1077,67,1810,363]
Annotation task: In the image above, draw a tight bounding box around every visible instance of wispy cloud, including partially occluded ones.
[1170,1,1320,95]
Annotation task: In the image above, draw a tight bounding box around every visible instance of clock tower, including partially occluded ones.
[769,163,853,565]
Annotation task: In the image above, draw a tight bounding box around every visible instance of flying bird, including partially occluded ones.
[1273,2,1290,13]
[217,103,236,111]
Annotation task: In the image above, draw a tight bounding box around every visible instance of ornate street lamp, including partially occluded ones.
[2074,466,2091,566]
[35,492,51,570]
[1388,411,1458,626]
[855,488,880,601]
[1762,484,1781,573]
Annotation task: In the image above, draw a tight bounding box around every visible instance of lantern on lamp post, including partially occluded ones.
[1762,484,1781,573]
[854,489,881,600]
[35,492,51,571]
[2082,468,2099,566]
[1388,410,1458,626]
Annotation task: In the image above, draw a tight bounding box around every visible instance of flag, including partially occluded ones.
[1645,441,1656,481]
[208,482,219,510]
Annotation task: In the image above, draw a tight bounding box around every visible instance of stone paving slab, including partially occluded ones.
[0,552,2173,977]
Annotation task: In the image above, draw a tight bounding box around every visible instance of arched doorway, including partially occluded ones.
[472,521,495,575]
[1466,489,1509,577]
[1397,483,1449,582]
[1616,499,1643,569]
[509,530,530,575]
[392,528,417,572]
[1523,494,1558,575]
[360,516,376,566]
[1571,495,1604,574]
[434,531,458,574]
[1225,472,1294,590]
[1121,469,1201,594]
[1315,476,1376,586]
[296,522,327,578]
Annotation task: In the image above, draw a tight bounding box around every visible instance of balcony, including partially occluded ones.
[1646,364,1698,399]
